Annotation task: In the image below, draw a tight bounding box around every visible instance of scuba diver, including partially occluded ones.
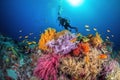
[57,0,78,32]
[58,16,78,32]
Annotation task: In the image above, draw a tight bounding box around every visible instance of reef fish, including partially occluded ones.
[98,54,107,59]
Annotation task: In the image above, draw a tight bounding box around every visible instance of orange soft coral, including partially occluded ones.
[38,28,56,51]
[72,42,90,56]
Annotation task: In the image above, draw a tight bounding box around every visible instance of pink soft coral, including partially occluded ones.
[34,54,61,80]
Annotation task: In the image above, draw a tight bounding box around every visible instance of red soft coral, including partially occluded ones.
[72,42,90,56]
[34,53,60,80]
[72,43,81,56]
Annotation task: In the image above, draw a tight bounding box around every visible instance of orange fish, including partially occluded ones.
[99,54,107,59]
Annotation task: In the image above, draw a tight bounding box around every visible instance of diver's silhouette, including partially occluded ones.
[58,16,78,32]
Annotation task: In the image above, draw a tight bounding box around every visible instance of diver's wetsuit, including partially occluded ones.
[58,17,78,32]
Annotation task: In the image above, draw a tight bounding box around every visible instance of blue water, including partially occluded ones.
[0,0,120,50]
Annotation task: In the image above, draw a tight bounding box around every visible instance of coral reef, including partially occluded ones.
[0,28,120,80]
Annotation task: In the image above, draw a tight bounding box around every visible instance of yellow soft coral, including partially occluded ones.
[38,28,56,51]
[90,32,103,47]
[55,30,69,39]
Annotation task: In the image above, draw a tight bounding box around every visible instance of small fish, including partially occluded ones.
[107,29,110,32]
[106,39,108,41]
[98,54,107,59]
[85,25,90,28]
[93,28,97,31]
[111,35,114,37]
[86,29,90,31]
[28,41,36,45]
[19,36,22,39]
[34,37,36,39]
[29,33,33,35]
[25,36,29,39]
[106,36,110,39]
[19,30,22,32]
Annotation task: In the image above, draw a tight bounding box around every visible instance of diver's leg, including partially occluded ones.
[69,26,78,32]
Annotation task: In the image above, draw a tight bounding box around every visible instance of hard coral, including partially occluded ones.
[38,28,56,51]
[60,57,84,79]
[34,53,60,80]
[84,48,104,80]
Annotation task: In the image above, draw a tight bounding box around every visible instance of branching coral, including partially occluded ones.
[47,32,77,54]
[38,28,56,51]
[83,48,106,80]
[34,54,61,80]
[59,57,85,79]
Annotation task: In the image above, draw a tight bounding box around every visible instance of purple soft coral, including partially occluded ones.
[101,60,119,75]
[47,32,77,54]
[34,54,60,80]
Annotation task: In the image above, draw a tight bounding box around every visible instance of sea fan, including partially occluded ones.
[34,54,61,80]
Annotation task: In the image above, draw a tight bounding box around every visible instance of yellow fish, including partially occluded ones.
[25,36,29,39]
[19,36,22,39]
[28,41,36,45]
